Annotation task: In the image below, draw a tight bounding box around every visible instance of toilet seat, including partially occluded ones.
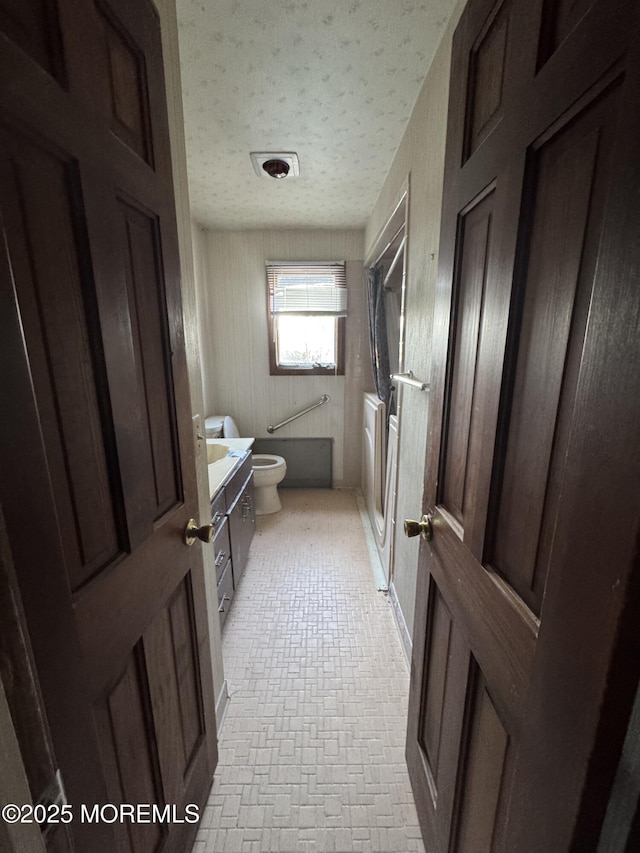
[253,456,281,468]
[252,454,286,482]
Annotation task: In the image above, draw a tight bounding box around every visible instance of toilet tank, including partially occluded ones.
[223,416,240,438]
[205,415,224,438]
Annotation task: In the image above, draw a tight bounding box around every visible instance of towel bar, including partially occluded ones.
[391,371,429,391]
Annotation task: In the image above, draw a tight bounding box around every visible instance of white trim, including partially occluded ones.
[215,680,230,731]
[389,581,412,665]
[355,488,388,591]
[364,179,409,267]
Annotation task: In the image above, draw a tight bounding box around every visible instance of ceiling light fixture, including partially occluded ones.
[250,151,300,179]
[263,158,289,179]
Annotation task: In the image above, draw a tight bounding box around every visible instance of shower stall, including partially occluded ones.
[362,190,407,586]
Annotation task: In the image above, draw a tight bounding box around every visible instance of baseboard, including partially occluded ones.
[215,680,229,731]
[389,581,412,666]
[354,488,388,591]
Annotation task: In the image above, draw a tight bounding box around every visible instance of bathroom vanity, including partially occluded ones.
[207,440,255,629]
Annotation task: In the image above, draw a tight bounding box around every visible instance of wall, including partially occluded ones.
[156,0,227,721]
[193,223,212,414]
[364,0,467,643]
[198,229,367,488]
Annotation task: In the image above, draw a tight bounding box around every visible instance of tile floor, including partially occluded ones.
[192,489,425,853]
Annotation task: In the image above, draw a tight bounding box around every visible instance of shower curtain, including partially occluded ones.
[366,264,395,415]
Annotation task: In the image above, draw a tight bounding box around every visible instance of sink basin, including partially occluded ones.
[207,443,229,464]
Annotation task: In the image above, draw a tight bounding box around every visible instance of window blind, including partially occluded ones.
[267,262,347,316]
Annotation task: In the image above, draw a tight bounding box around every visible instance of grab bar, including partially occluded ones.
[391,371,429,391]
[267,394,330,433]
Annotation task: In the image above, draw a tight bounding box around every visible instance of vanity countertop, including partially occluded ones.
[206,438,255,499]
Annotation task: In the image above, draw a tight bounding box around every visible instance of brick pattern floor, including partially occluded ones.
[192,489,425,853]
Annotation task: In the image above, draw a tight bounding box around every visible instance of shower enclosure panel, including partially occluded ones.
[363,393,398,586]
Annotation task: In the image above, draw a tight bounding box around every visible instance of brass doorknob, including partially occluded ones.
[404,514,433,541]
[184,519,215,546]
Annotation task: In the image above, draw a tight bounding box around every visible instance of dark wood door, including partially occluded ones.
[406,0,640,850]
[0,1,217,851]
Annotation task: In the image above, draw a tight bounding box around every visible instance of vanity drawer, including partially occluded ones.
[217,560,233,631]
[213,516,231,584]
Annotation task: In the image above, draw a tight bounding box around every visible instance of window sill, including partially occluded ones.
[270,365,344,376]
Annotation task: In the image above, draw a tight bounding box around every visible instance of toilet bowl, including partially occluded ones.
[252,454,287,515]
[205,414,287,514]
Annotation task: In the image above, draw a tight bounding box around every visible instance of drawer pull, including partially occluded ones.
[218,594,230,613]
[241,493,253,519]
[215,550,226,568]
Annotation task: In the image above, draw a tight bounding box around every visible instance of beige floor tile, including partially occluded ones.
[194,490,425,853]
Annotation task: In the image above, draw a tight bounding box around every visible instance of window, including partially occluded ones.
[266,262,347,375]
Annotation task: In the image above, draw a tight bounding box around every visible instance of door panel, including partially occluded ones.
[117,198,181,521]
[441,188,495,530]
[416,580,468,847]
[144,576,205,805]
[95,650,165,853]
[98,1,153,163]
[489,83,620,613]
[452,665,510,853]
[407,1,640,851]
[0,130,125,592]
[0,1,217,850]
[537,0,598,67]
[419,585,453,776]
[0,0,64,82]
[465,0,510,158]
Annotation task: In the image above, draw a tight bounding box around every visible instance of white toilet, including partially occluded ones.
[205,415,287,515]
[250,454,287,515]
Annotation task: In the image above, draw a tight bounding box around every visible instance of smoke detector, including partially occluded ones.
[250,152,300,179]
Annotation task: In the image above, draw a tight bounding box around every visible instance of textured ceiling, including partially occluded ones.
[177,0,457,230]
